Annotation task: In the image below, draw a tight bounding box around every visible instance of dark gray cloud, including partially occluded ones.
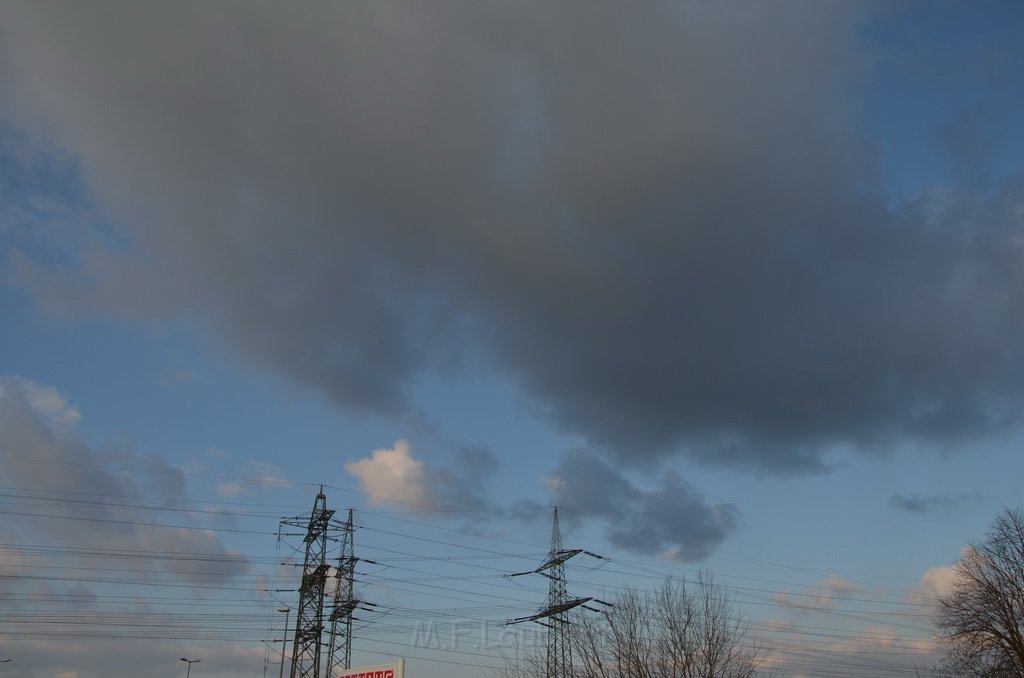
[888,492,980,515]
[547,451,738,559]
[1,2,1023,473]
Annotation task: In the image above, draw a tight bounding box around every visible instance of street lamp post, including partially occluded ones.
[278,607,291,678]
[180,657,201,678]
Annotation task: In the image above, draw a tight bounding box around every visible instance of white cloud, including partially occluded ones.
[345,439,428,506]
[910,558,962,607]
[344,439,496,511]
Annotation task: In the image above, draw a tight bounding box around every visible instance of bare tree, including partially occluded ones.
[576,574,764,678]
[495,644,547,678]
[935,508,1024,677]
[497,574,765,678]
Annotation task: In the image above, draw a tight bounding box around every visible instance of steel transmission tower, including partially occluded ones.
[286,489,335,678]
[326,508,358,676]
[507,508,609,678]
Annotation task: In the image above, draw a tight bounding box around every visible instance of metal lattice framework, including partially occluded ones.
[507,508,608,678]
[543,508,573,678]
[326,508,358,676]
[286,489,335,678]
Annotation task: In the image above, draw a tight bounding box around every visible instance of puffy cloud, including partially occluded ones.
[345,439,497,511]
[910,561,961,607]
[546,451,738,559]
[1,2,1023,477]
[346,440,429,506]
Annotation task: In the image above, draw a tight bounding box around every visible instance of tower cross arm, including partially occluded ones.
[505,596,593,625]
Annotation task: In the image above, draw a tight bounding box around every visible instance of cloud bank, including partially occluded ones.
[0,377,257,675]
[1,1,1023,477]
[0,377,249,583]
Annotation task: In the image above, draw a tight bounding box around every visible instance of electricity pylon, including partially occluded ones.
[326,508,358,676]
[285,489,334,678]
[507,508,609,678]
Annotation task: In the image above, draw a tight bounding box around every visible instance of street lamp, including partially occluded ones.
[278,607,291,678]
[180,657,201,677]
[0,658,11,663]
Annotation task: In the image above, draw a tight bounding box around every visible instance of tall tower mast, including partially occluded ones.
[326,508,358,676]
[507,508,608,678]
[545,508,572,678]
[286,489,334,678]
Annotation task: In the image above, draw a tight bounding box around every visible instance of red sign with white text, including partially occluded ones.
[337,660,404,678]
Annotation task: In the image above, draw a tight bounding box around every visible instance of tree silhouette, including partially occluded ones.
[497,574,765,678]
[935,508,1024,677]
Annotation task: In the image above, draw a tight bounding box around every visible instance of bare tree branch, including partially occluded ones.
[495,573,766,678]
[935,508,1024,677]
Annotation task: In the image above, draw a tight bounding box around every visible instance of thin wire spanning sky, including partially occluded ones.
[1,1,1024,677]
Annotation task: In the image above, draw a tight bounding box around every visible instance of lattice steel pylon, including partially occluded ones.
[325,508,358,676]
[286,489,335,678]
[507,508,608,678]
[544,507,572,678]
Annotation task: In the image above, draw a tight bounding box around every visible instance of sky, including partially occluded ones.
[1,1,1024,676]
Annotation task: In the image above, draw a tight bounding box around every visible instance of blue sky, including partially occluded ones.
[2,1,1024,677]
